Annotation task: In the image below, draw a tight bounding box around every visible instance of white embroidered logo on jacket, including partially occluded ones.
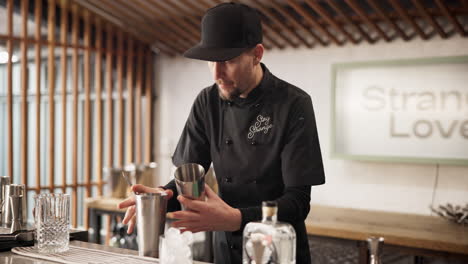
[248,115,273,139]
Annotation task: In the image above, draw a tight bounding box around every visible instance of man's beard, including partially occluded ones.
[217,85,241,100]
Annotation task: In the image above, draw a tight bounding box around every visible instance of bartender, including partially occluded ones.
[119,2,325,264]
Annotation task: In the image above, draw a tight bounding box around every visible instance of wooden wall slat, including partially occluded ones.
[71,3,79,228]
[35,0,42,194]
[117,31,124,167]
[7,0,13,181]
[126,38,134,165]
[144,50,153,164]
[48,0,56,193]
[60,0,69,193]
[83,9,92,229]
[21,0,29,187]
[135,44,143,164]
[95,18,104,196]
[106,24,114,168]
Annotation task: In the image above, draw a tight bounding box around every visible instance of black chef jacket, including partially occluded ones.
[165,64,325,264]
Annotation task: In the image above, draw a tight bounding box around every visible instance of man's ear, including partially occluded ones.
[253,44,264,65]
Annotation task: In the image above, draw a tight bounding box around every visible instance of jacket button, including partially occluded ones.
[253,180,257,184]
[227,101,232,106]
[230,244,237,249]
[224,177,232,183]
[254,103,260,108]
[250,140,257,146]
[225,138,233,145]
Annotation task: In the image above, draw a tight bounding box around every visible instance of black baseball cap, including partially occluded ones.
[183,2,263,62]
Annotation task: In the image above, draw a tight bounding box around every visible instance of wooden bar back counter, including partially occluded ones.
[305,204,468,263]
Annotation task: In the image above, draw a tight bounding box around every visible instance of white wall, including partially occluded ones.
[153,35,468,216]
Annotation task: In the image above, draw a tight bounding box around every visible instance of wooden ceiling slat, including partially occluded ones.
[248,0,306,48]
[113,0,195,51]
[147,0,201,41]
[367,0,409,41]
[434,0,466,36]
[345,0,391,42]
[262,21,293,48]
[411,0,447,38]
[196,0,216,10]
[67,0,466,56]
[179,0,210,13]
[326,0,374,43]
[304,0,356,44]
[388,0,428,40]
[286,0,342,45]
[163,0,203,29]
[74,0,154,45]
[269,0,326,46]
[87,0,184,53]
[94,0,185,53]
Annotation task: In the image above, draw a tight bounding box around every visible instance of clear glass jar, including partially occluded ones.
[243,201,296,264]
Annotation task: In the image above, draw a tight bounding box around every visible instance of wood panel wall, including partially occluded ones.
[0,0,155,229]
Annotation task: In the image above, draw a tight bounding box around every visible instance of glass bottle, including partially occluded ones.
[242,201,296,264]
[367,237,384,264]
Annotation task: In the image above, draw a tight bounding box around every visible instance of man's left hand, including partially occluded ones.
[167,184,241,233]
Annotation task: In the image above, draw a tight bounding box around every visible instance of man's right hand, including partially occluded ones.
[117,184,173,234]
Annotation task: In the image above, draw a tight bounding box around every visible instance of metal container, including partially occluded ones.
[103,167,127,198]
[174,163,205,208]
[2,184,26,228]
[136,192,167,258]
[0,176,11,226]
[125,162,158,188]
[9,195,23,233]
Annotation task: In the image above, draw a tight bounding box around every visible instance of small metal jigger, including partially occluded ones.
[9,195,23,233]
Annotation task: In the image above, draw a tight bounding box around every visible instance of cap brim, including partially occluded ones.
[183,44,250,62]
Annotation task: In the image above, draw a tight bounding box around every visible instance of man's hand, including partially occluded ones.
[117,184,173,234]
[167,184,241,233]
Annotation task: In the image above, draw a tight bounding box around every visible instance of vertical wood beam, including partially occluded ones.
[83,9,91,229]
[106,24,114,168]
[48,0,56,193]
[126,38,134,164]
[135,44,143,164]
[144,50,153,164]
[71,3,79,228]
[21,0,29,187]
[117,31,124,167]
[95,18,103,196]
[60,0,68,193]
[35,0,42,194]
[7,0,13,181]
